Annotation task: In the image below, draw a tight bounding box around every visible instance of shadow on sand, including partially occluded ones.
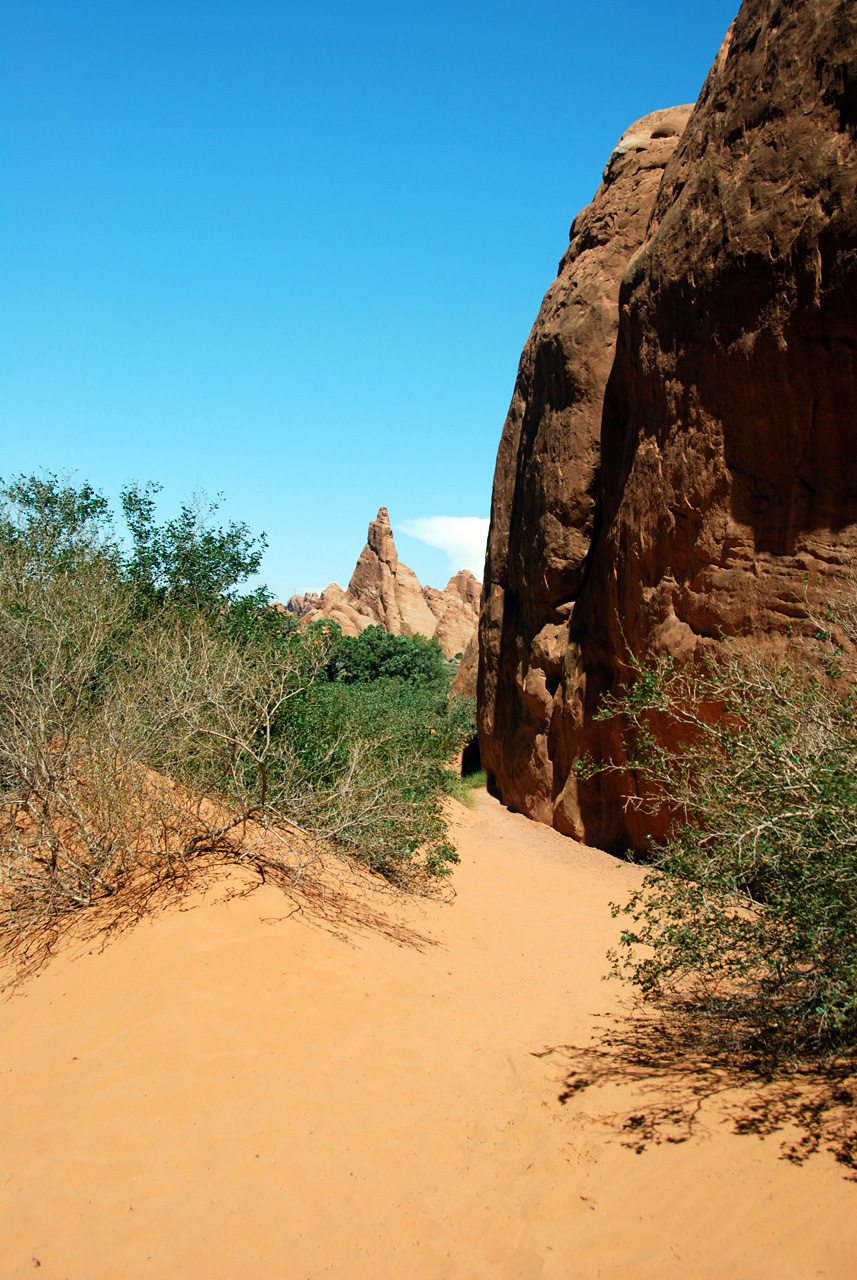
[534,1012,857,1180]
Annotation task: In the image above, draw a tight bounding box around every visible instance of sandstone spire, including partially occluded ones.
[287,509,482,659]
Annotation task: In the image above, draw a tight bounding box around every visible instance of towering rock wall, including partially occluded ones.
[479,0,857,848]
[290,508,482,658]
[478,105,694,825]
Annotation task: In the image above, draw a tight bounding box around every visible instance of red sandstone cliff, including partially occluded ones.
[479,0,857,848]
[291,508,481,659]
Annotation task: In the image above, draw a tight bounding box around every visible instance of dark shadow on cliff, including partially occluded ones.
[534,1011,857,1180]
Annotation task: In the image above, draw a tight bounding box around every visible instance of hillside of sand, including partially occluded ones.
[1,791,856,1279]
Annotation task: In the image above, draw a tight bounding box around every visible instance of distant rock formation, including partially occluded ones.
[284,592,320,617]
[479,0,857,849]
[290,508,482,659]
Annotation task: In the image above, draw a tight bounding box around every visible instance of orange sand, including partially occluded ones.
[1,792,855,1279]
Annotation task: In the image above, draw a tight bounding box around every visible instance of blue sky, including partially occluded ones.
[3,0,738,598]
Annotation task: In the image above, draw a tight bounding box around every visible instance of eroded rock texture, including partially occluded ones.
[478,105,694,827]
[291,508,482,658]
[479,0,857,849]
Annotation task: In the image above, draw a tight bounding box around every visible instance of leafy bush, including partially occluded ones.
[280,680,473,881]
[325,624,448,689]
[0,471,470,937]
[121,481,268,616]
[595,631,857,1063]
[0,471,117,573]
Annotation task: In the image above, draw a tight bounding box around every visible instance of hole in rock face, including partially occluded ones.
[461,736,481,776]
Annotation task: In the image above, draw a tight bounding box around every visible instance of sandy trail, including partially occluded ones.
[1,791,855,1279]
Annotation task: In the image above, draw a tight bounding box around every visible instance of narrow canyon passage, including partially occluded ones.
[1,793,854,1279]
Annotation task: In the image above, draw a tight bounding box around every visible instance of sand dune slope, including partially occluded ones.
[1,793,855,1279]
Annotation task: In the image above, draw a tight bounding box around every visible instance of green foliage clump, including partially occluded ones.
[0,471,116,573]
[595,637,857,1063]
[121,481,268,616]
[0,471,470,937]
[282,679,473,880]
[325,624,448,689]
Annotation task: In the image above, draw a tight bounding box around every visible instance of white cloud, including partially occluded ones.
[398,515,489,580]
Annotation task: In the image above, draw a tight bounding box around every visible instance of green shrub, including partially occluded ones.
[279,680,474,882]
[0,471,471,935]
[0,471,117,574]
[120,481,268,616]
[593,634,857,1063]
[325,624,448,690]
